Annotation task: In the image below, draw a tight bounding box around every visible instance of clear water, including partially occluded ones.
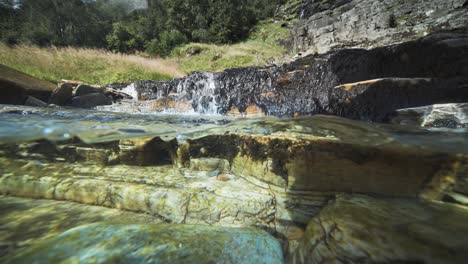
[0,104,467,154]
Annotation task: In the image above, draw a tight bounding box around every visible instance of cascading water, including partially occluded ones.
[176,72,221,115]
[120,83,139,99]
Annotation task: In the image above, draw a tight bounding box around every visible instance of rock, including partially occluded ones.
[0,196,164,261]
[48,83,73,105]
[0,65,55,104]
[0,78,28,105]
[24,96,47,107]
[289,0,468,54]
[389,103,468,128]
[330,78,468,122]
[74,84,104,96]
[130,31,468,120]
[292,194,468,263]
[9,223,283,264]
[69,93,112,108]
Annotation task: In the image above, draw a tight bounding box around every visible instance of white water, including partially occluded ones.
[176,72,221,115]
[120,83,139,99]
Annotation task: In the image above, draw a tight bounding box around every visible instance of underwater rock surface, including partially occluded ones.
[1,105,468,261]
[8,223,283,264]
[293,194,468,263]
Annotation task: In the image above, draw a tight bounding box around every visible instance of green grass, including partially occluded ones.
[0,18,293,83]
[172,18,291,73]
[0,44,183,85]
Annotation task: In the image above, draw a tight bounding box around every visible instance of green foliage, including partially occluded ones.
[145,30,188,57]
[106,22,144,53]
[0,0,284,57]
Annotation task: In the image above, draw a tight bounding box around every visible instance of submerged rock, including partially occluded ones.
[292,194,468,263]
[9,223,283,264]
[0,196,164,261]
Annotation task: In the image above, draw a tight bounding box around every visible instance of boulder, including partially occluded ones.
[292,194,468,263]
[0,65,55,104]
[74,84,104,96]
[49,83,73,105]
[9,223,283,264]
[69,93,112,108]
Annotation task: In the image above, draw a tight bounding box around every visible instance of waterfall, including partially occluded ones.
[120,83,138,100]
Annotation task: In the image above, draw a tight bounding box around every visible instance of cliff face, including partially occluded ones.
[288,0,468,54]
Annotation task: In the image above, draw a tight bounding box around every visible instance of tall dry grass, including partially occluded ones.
[0,44,184,84]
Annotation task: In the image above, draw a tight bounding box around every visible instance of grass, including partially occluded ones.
[172,18,291,73]
[0,44,183,85]
[0,18,292,84]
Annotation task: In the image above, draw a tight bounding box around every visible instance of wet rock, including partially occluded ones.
[74,84,104,96]
[389,103,468,128]
[330,78,468,122]
[49,83,73,105]
[24,96,48,107]
[290,0,468,54]
[9,223,283,264]
[189,158,230,171]
[69,93,112,108]
[292,194,468,264]
[131,31,468,120]
[0,196,163,261]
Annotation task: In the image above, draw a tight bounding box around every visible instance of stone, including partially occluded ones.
[74,84,104,96]
[330,78,468,122]
[24,96,47,107]
[130,31,468,120]
[48,83,73,105]
[69,93,112,108]
[292,194,468,263]
[0,65,55,104]
[389,103,468,128]
[288,0,468,54]
[0,196,164,261]
[9,223,284,264]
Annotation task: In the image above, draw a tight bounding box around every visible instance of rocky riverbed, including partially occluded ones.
[1,1,468,263]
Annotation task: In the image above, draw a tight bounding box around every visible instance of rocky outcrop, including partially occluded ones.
[292,194,468,263]
[129,31,468,121]
[0,65,55,105]
[289,0,468,54]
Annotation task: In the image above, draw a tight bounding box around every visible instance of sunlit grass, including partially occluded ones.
[0,18,292,83]
[0,44,183,84]
[172,19,291,73]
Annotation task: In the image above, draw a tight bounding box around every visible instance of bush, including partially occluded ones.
[145,30,188,57]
